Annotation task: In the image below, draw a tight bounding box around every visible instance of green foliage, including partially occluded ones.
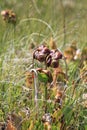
[38,72,49,83]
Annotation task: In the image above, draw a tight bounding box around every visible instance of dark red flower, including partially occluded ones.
[33,45,50,62]
[46,49,62,68]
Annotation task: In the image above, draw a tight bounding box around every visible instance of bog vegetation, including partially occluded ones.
[0,0,87,130]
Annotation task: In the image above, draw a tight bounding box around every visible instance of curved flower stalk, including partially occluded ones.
[36,68,53,112]
[62,55,68,82]
[30,69,38,112]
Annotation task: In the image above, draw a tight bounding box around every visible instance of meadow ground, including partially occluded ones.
[0,0,87,130]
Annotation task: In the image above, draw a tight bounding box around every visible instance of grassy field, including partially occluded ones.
[0,0,87,130]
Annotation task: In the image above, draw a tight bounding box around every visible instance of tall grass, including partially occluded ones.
[0,0,87,130]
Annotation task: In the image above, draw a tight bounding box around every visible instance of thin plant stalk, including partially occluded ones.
[32,0,40,14]
[44,83,47,113]
[63,56,68,81]
[60,0,66,47]
[58,48,68,81]
[30,69,38,113]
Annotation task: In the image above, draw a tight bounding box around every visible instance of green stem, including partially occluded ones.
[30,69,38,113]
[44,83,47,113]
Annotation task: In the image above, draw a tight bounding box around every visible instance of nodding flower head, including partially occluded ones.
[33,45,63,68]
[33,45,50,62]
[46,49,62,68]
[1,9,16,24]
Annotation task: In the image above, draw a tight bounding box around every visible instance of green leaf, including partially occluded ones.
[63,104,73,125]
[38,72,48,83]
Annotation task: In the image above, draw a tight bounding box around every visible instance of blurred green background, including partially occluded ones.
[0,0,87,54]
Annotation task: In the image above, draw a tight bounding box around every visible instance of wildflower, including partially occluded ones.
[46,49,62,68]
[33,45,63,68]
[42,113,52,130]
[74,49,81,60]
[33,45,50,62]
[1,9,16,24]
[42,113,52,124]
